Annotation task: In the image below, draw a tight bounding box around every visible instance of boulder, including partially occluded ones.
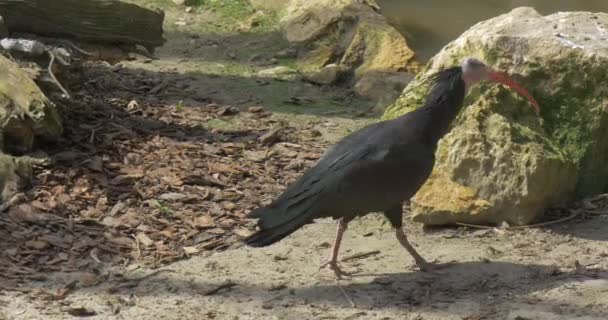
[383,7,608,226]
[281,0,418,78]
[0,55,62,151]
[355,71,414,110]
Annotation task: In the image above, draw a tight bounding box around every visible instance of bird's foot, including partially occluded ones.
[319,260,353,280]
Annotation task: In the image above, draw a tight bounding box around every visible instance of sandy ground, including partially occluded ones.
[1,2,608,319]
[2,214,608,320]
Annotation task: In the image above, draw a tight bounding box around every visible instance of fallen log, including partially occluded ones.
[0,0,165,51]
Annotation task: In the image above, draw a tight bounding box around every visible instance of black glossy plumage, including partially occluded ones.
[245,66,466,247]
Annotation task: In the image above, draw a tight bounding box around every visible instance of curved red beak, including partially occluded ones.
[488,71,540,114]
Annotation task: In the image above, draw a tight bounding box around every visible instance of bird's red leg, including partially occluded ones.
[319,219,352,279]
[395,228,439,272]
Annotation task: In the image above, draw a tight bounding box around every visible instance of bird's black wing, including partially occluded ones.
[247,121,389,227]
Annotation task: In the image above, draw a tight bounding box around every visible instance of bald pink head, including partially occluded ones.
[460,57,540,114]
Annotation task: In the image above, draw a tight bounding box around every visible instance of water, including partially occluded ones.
[378,0,608,61]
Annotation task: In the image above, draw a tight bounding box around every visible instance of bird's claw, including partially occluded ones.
[319,260,352,280]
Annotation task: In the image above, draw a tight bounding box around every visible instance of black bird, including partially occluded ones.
[245,58,539,278]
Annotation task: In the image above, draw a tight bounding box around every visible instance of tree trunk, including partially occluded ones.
[0,0,165,50]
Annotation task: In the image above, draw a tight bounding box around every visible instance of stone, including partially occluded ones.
[355,71,414,110]
[0,55,62,152]
[384,7,608,226]
[257,66,300,81]
[304,63,345,85]
[281,0,418,77]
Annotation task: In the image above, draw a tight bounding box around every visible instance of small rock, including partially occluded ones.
[257,66,299,81]
[355,71,414,106]
[304,64,345,85]
[261,302,274,309]
[185,6,193,13]
[248,106,264,113]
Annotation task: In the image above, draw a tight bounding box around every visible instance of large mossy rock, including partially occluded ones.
[281,0,418,78]
[0,55,61,202]
[0,55,62,150]
[383,7,608,226]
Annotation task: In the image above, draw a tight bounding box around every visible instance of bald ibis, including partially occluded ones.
[245,58,540,278]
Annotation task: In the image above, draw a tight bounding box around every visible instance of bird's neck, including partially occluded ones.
[414,80,466,147]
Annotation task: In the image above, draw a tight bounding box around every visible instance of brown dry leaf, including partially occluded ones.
[136,233,154,247]
[101,216,121,228]
[26,240,49,250]
[66,306,97,317]
[207,228,226,235]
[158,192,188,202]
[108,201,126,216]
[207,162,240,174]
[192,215,215,229]
[82,206,103,219]
[105,233,133,248]
[9,204,57,225]
[243,150,266,162]
[83,156,104,172]
[182,174,227,187]
[183,246,199,255]
[161,175,184,186]
[298,152,321,160]
[31,200,50,211]
[57,193,71,204]
[223,202,236,210]
[159,226,178,239]
[259,128,281,145]
[126,264,140,271]
[118,209,141,228]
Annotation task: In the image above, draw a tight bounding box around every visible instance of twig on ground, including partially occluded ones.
[203,280,237,296]
[455,210,580,230]
[341,250,381,262]
[46,51,71,99]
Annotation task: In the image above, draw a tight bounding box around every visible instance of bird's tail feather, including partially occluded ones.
[245,195,319,247]
[245,212,311,247]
